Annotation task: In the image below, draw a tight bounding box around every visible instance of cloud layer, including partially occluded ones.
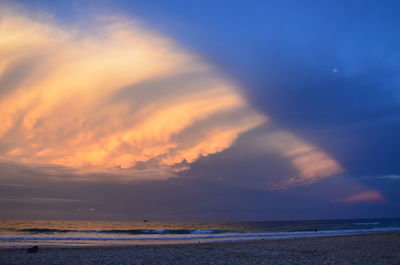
[0,6,342,188]
[340,190,386,204]
[0,8,264,174]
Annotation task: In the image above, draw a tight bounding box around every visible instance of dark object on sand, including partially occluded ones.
[27,246,39,253]
[143,220,149,222]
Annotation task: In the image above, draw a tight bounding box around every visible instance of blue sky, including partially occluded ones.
[0,0,399,221]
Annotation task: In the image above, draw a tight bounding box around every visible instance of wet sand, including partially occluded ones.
[1,233,399,264]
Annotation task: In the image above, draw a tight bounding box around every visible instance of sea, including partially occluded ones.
[0,218,399,247]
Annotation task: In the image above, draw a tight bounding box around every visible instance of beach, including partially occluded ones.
[1,233,399,265]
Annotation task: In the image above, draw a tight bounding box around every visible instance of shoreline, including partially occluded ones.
[1,232,399,264]
[0,231,398,250]
[1,227,399,249]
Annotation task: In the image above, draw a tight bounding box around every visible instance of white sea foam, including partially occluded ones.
[352,222,380,225]
[1,227,399,247]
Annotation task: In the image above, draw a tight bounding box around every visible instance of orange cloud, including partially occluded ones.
[0,7,265,177]
[0,6,343,187]
[258,131,343,189]
[341,190,386,203]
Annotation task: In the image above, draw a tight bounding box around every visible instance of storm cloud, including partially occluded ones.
[1,0,399,221]
[0,5,342,189]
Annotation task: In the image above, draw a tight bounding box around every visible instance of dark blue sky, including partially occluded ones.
[1,0,399,221]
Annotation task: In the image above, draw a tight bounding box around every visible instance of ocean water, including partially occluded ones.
[0,218,399,247]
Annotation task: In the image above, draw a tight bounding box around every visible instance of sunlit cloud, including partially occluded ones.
[0,5,343,188]
[339,190,386,204]
[257,130,343,189]
[0,6,264,178]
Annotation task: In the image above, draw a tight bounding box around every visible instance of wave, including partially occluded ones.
[0,228,70,234]
[352,222,380,225]
[1,227,399,244]
[99,229,228,235]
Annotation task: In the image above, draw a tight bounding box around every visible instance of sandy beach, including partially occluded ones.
[1,233,399,265]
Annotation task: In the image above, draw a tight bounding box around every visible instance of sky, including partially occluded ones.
[0,0,399,221]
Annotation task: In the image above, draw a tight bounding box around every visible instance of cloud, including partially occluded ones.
[339,190,386,204]
[0,195,88,204]
[0,5,343,188]
[377,175,400,180]
[255,130,342,189]
[76,208,96,212]
[0,8,263,174]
